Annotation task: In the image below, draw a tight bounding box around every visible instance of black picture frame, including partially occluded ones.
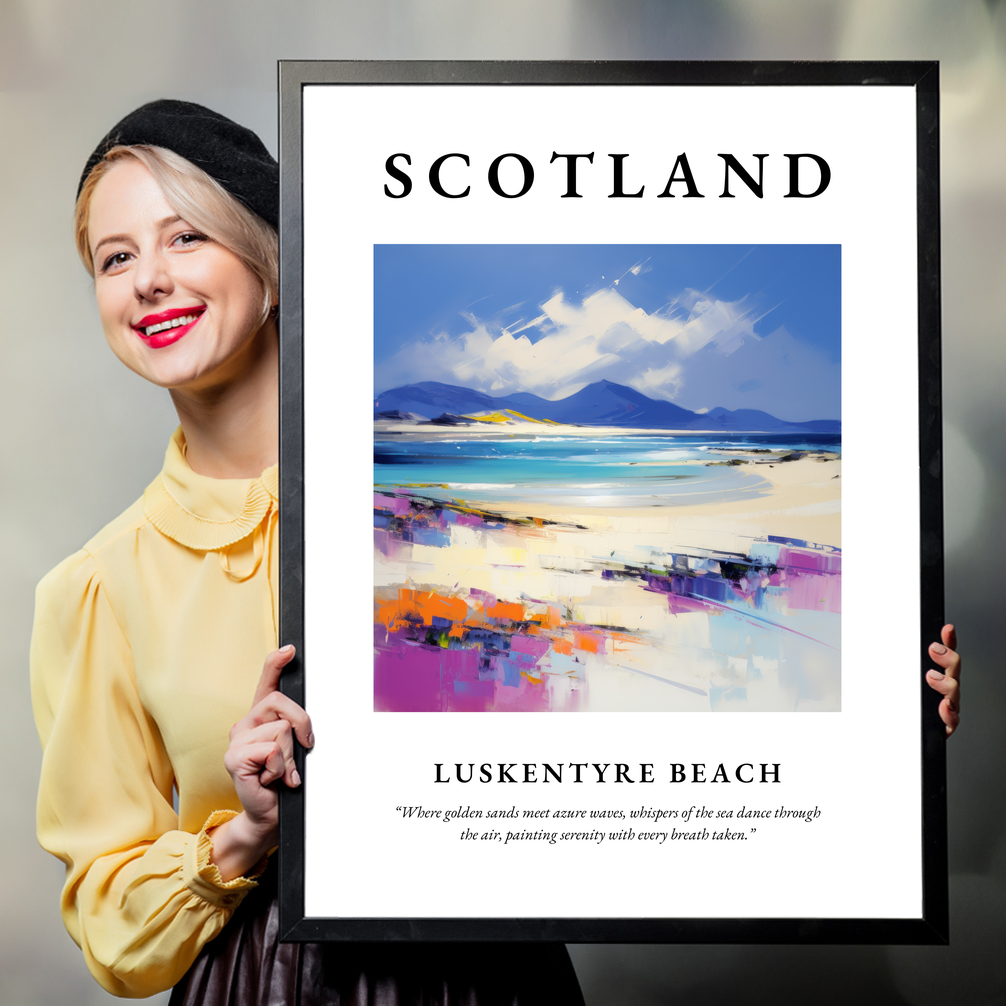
[277,60,945,944]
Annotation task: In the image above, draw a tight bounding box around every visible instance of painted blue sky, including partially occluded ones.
[374,245,840,422]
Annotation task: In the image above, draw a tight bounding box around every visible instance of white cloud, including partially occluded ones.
[375,285,839,421]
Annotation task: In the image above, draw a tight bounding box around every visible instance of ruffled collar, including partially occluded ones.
[143,428,278,551]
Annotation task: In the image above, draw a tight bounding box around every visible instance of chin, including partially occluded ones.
[109,322,271,393]
[122,353,217,391]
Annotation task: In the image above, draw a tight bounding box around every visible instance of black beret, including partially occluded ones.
[78,99,278,228]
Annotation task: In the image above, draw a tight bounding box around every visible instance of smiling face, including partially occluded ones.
[87,158,272,393]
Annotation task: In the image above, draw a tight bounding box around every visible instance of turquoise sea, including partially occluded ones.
[374,433,841,507]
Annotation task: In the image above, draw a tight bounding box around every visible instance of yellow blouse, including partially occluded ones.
[31,429,279,998]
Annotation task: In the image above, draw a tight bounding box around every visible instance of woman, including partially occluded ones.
[33,99,963,1003]
[31,100,586,1003]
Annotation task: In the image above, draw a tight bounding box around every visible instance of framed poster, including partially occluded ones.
[277,61,946,943]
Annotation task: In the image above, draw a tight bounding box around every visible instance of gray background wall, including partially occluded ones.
[1,2,1003,1003]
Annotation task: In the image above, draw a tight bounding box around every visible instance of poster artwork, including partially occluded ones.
[373,243,841,713]
[288,65,942,940]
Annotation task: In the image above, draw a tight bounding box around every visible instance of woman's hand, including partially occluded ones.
[209,645,314,881]
[926,624,961,738]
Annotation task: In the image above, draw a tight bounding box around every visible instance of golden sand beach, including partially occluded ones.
[374,437,841,714]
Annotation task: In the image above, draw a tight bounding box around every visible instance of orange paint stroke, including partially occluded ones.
[608,630,638,653]
[486,600,526,622]
[573,630,605,654]
[375,588,468,631]
[376,587,650,665]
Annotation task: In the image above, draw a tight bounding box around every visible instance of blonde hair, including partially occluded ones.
[75,145,278,323]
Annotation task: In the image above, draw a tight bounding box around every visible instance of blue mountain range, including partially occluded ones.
[374,380,840,433]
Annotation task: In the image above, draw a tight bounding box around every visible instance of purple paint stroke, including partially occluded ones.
[374,629,484,711]
[374,527,412,561]
[637,543,841,619]
[374,492,412,516]
[666,593,722,616]
[777,544,842,575]
[374,628,574,712]
[509,634,552,659]
[467,588,498,607]
[783,569,842,614]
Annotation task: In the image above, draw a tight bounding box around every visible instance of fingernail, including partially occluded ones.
[931,643,947,655]
[306,732,315,748]
[280,644,295,654]
[292,768,301,787]
[927,669,944,680]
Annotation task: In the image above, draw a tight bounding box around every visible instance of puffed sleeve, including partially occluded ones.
[31,549,262,998]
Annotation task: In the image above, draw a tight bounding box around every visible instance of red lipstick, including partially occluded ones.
[132,306,206,349]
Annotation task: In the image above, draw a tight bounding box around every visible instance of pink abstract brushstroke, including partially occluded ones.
[777,544,842,575]
[777,545,841,613]
[509,634,551,659]
[781,569,842,614]
[374,492,412,516]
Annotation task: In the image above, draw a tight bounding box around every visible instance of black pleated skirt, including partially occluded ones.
[169,869,585,1006]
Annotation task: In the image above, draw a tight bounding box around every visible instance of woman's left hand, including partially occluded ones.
[926,624,961,737]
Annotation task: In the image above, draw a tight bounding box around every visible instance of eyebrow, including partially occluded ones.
[91,215,185,258]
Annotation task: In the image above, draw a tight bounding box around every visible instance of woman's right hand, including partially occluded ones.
[209,645,314,881]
